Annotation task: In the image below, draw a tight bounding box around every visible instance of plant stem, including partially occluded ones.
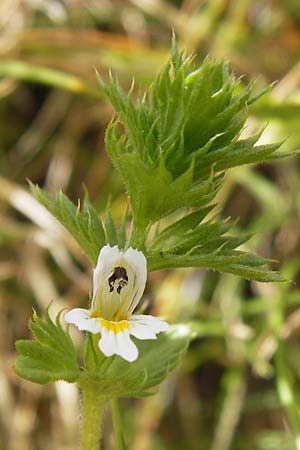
[111,398,126,450]
[0,60,103,100]
[128,220,148,250]
[276,343,300,450]
[80,387,106,450]
[210,367,246,450]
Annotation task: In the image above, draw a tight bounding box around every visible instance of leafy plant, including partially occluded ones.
[14,42,296,450]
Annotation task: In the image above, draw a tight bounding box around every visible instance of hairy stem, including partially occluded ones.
[80,387,106,450]
[128,220,148,250]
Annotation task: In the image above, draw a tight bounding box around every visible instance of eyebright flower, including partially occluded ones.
[64,244,169,362]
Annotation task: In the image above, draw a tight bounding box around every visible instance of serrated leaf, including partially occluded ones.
[105,142,220,226]
[30,183,105,264]
[28,43,289,286]
[14,311,80,384]
[100,45,291,236]
[81,324,192,397]
[146,251,284,282]
[150,205,216,252]
[160,218,232,254]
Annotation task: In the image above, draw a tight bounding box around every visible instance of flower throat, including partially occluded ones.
[108,266,128,294]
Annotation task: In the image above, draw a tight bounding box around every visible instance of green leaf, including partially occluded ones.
[84,333,102,374]
[119,208,128,249]
[28,43,289,285]
[80,324,192,397]
[31,183,112,264]
[101,52,285,209]
[147,199,282,282]
[14,310,80,384]
[149,205,216,252]
[146,251,284,282]
[104,207,118,246]
[99,43,291,280]
[105,125,221,226]
[30,184,129,260]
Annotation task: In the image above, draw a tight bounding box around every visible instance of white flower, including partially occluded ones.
[64,244,169,362]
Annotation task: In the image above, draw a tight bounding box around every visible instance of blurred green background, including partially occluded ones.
[1,1,300,449]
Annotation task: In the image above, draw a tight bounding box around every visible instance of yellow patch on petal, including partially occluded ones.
[90,310,101,318]
[100,318,129,334]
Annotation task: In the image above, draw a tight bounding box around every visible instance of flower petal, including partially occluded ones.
[64,308,101,334]
[98,327,138,362]
[115,330,138,362]
[124,248,147,313]
[92,245,121,299]
[98,328,117,357]
[64,308,89,323]
[91,245,147,320]
[129,314,169,340]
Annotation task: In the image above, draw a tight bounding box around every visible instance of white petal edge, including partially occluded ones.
[124,247,147,313]
[129,314,169,340]
[92,245,121,300]
[64,308,101,334]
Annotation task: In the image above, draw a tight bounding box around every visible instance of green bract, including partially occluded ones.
[15,309,192,396]
[30,183,126,264]
[81,324,191,397]
[31,182,283,281]
[94,45,290,281]
[14,310,80,384]
[30,45,290,282]
[99,49,285,227]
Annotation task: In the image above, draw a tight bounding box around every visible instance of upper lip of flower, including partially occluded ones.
[64,244,169,362]
[91,244,147,321]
